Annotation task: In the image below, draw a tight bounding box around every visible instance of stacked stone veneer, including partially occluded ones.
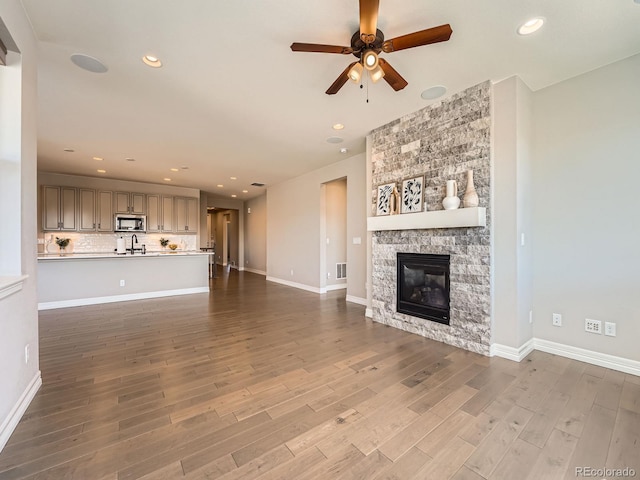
[370,81,491,355]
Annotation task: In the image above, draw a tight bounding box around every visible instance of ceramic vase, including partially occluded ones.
[390,186,399,215]
[442,180,460,210]
[463,169,479,208]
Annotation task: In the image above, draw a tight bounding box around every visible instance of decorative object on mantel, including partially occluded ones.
[376,183,395,216]
[401,176,424,214]
[55,236,70,255]
[463,169,479,208]
[390,185,400,215]
[442,180,460,210]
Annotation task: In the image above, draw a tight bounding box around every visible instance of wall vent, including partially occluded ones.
[336,263,347,279]
[251,182,265,187]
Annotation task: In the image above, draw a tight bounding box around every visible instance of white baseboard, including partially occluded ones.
[365,308,373,318]
[321,284,347,293]
[266,277,323,294]
[38,287,210,310]
[0,371,41,452]
[243,268,266,276]
[490,338,535,362]
[490,337,640,376]
[346,295,367,306]
[534,338,640,377]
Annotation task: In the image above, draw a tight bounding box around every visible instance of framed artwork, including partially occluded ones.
[401,175,424,213]
[376,183,395,216]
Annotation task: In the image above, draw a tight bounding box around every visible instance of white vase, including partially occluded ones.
[463,169,479,208]
[442,180,460,210]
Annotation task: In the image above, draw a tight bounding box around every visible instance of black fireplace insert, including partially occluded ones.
[397,253,450,325]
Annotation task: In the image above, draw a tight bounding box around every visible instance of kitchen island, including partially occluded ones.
[37,252,210,310]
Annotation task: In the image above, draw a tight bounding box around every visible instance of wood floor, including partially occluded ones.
[1,269,639,480]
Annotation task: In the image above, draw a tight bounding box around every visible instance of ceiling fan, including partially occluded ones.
[290,0,452,95]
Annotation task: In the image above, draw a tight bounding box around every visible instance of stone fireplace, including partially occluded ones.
[368,81,492,355]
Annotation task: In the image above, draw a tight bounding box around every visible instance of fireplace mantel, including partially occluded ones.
[367,207,486,231]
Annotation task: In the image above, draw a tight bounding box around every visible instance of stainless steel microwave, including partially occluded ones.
[114,214,146,232]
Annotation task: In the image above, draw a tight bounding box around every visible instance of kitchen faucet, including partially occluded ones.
[129,234,140,254]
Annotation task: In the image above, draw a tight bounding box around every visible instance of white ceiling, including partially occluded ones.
[21,0,640,199]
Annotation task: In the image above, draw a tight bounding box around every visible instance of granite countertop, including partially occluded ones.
[37,251,212,260]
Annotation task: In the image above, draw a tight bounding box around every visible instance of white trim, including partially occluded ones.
[266,276,322,294]
[322,284,347,293]
[0,275,28,302]
[346,295,367,306]
[365,308,373,318]
[490,338,535,362]
[534,338,640,377]
[367,207,486,231]
[243,268,266,276]
[38,287,210,310]
[0,371,41,452]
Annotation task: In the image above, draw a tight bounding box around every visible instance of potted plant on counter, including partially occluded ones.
[55,237,70,255]
[159,238,169,251]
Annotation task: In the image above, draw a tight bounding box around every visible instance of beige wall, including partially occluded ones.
[243,194,266,274]
[0,1,40,451]
[266,153,366,301]
[532,53,640,361]
[323,178,347,288]
[203,193,244,268]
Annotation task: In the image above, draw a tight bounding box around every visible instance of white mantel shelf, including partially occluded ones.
[367,207,486,231]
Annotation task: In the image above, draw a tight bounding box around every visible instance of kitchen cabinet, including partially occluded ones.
[42,186,77,231]
[174,197,198,233]
[97,191,113,232]
[147,195,175,233]
[78,189,96,231]
[114,191,145,214]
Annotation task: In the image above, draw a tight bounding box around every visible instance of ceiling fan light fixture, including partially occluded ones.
[348,62,363,83]
[369,64,385,83]
[362,50,379,70]
[517,17,545,35]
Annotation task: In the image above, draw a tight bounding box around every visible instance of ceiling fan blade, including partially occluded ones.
[382,24,452,53]
[290,43,354,54]
[326,62,358,95]
[378,59,408,91]
[359,0,380,44]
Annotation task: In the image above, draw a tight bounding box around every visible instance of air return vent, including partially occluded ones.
[336,263,347,279]
[251,182,265,187]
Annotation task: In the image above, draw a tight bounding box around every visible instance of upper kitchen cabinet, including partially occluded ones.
[147,195,175,233]
[97,191,113,232]
[78,189,97,231]
[114,191,145,215]
[174,197,198,233]
[42,186,77,231]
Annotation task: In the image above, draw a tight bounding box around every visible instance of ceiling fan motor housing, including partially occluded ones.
[351,28,385,58]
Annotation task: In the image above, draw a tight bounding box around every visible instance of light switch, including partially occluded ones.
[353,237,362,245]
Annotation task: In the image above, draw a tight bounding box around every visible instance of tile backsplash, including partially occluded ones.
[40,232,197,254]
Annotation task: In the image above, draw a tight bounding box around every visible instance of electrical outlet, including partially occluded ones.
[119,279,125,287]
[290,269,294,276]
[552,313,562,326]
[327,272,331,278]
[529,310,533,324]
[585,318,602,334]
[605,321,616,337]
[24,344,30,364]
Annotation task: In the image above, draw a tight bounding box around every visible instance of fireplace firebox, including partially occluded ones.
[397,253,450,325]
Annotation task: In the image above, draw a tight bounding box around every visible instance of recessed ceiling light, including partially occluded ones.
[230,176,237,180]
[517,17,545,35]
[170,168,179,172]
[163,178,171,182]
[92,156,103,161]
[142,55,162,68]
[217,184,224,188]
[70,53,108,73]
[125,157,135,162]
[242,190,248,193]
[332,123,344,130]
[231,194,237,198]
[63,148,75,153]
[340,148,348,154]
[97,169,106,173]
[421,85,447,100]
[326,136,344,144]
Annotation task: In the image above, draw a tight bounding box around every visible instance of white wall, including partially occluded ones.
[0,2,40,452]
[532,53,640,361]
[267,153,366,301]
[243,194,266,274]
[491,76,534,351]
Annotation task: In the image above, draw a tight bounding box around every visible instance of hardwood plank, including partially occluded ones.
[525,428,579,480]
[412,436,475,480]
[488,438,540,480]
[372,447,431,480]
[605,407,640,473]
